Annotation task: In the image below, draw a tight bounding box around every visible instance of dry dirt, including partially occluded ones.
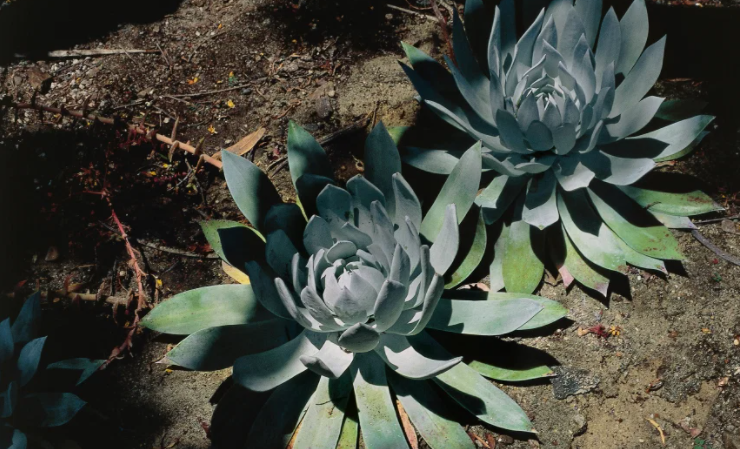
[1,0,740,448]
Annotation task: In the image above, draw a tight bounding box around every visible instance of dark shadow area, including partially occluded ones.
[0,0,184,63]
[259,0,408,53]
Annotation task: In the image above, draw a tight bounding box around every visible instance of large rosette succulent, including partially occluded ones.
[142,123,568,448]
[398,0,721,296]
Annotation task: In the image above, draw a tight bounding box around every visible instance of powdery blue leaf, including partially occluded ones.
[287,121,333,188]
[549,225,610,297]
[575,0,603,47]
[420,143,481,241]
[616,0,649,75]
[446,210,487,288]
[233,331,326,392]
[47,358,105,386]
[618,185,722,216]
[496,109,529,153]
[0,319,13,364]
[402,147,462,175]
[293,374,353,449]
[554,156,596,191]
[221,151,282,232]
[428,298,543,335]
[200,220,258,263]
[215,225,267,275]
[351,352,410,449]
[451,11,490,106]
[588,182,683,260]
[303,216,333,254]
[655,99,708,122]
[523,172,559,229]
[488,292,568,330]
[633,115,715,161]
[650,211,696,230]
[375,333,461,380]
[364,122,402,211]
[581,150,655,186]
[300,338,354,379]
[245,371,319,449]
[11,293,40,344]
[16,393,86,428]
[559,9,586,66]
[525,121,554,151]
[470,360,556,383]
[392,173,423,232]
[17,337,46,387]
[477,176,528,225]
[435,362,535,433]
[429,205,459,275]
[1,382,18,418]
[166,321,291,371]
[338,323,380,353]
[245,261,292,320]
[141,284,272,335]
[263,203,306,250]
[502,217,545,294]
[265,230,300,280]
[388,370,474,449]
[373,280,407,333]
[611,36,666,117]
[604,96,664,141]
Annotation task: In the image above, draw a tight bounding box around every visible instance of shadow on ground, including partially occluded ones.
[0,0,184,63]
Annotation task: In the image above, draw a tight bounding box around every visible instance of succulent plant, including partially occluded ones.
[398,0,720,296]
[142,122,568,448]
[1,293,102,449]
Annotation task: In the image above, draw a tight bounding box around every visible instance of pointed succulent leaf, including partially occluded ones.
[650,211,696,230]
[611,36,666,118]
[293,374,353,449]
[166,321,291,371]
[588,182,683,260]
[374,333,461,380]
[488,292,569,330]
[549,225,610,297]
[435,363,535,433]
[522,172,558,229]
[141,284,271,335]
[17,337,46,387]
[429,204,459,275]
[245,261,293,320]
[373,280,408,332]
[421,143,482,241]
[618,185,722,216]
[364,122,402,212]
[655,99,708,122]
[351,352,410,449]
[502,217,545,294]
[1,382,18,418]
[446,210,487,288]
[15,393,86,428]
[616,0,649,75]
[427,298,543,335]
[469,360,555,382]
[287,121,333,188]
[265,230,300,280]
[215,225,267,274]
[0,319,13,364]
[221,151,282,232]
[200,220,259,264]
[10,292,40,344]
[387,371,475,449]
[47,358,105,386]
[392,173,423,230]
[233,331,326,392]
[245,371,319,449]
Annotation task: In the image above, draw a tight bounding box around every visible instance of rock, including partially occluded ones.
[27,68,52,93]
[573,414,588,436]
[551,366,600,400]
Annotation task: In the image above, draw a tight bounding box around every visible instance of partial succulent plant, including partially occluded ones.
[399,0,720,296]
[1,293,103,449]
[142,122,567,448]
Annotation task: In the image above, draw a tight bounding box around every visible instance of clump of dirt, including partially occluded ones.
[2,0,740,448]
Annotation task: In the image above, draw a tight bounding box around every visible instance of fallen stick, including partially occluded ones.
[691,230,740,267]
[386,4,437,21]
[167,83,252,99]
[47,49,160,58]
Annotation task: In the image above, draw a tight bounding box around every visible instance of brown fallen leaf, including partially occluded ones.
[396,400,418,449]
[214,127,266,159]
[45,246,60,262]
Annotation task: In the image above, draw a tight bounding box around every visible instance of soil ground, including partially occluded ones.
[1,0,740,448]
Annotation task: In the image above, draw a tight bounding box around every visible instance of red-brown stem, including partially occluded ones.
[430,0,456,66]
[9,101,223,169]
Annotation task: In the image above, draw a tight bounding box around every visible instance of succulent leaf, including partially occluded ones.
[293,374,353,449]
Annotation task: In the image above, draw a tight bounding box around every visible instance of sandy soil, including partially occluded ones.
[1,0,739,448]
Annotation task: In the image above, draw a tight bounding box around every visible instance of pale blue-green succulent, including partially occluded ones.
[142,123,568,448]
[399,0,720,297]
[1,293,103,449]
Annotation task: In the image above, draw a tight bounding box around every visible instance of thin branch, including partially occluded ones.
[691,230,740,267]
[430,0,456,65]
[386,4,437,21]
[167,83,252,99]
